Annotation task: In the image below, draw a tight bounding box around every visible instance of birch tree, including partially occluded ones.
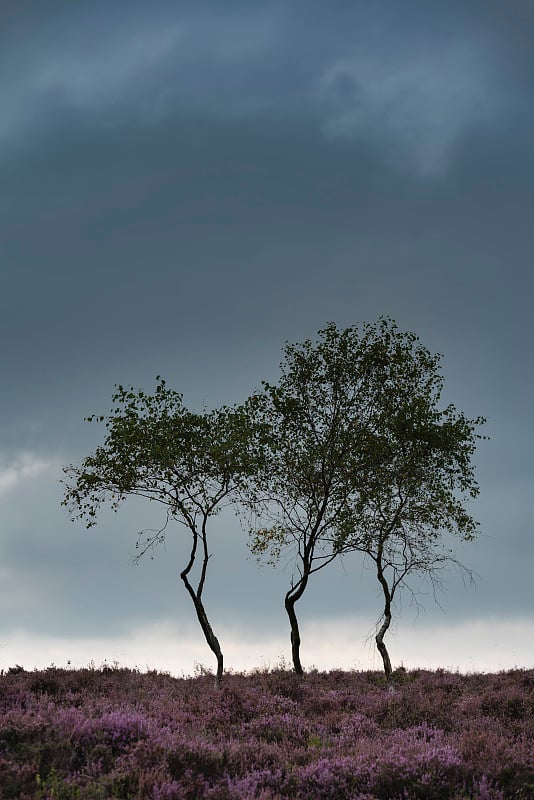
[334,328,486,679]
[63,378,261,688]
[247,322,388,675]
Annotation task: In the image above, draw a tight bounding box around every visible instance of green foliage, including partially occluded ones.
[246,321,392,575]
[248,318,485,569]
[62,377,263,537]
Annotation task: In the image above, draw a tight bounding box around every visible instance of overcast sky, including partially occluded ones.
[1,0,533,676]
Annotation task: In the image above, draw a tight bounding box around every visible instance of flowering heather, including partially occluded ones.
[0,664,532,799]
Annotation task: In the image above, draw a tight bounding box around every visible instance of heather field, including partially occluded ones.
[0,664,532,800]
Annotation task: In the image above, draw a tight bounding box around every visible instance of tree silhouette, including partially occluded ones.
[247,319,485,677]
[246,322,389,674]
[62,378,262,687]
[333,322,486,678]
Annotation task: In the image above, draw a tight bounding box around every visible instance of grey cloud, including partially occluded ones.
[316,39,509,177]
[33,26,184,111]
[0,4,284,151]
[2,0,529,175]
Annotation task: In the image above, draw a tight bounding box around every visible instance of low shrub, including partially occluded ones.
[0,666,531,799]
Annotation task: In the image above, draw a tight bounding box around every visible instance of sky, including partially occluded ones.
[1,0,533,677]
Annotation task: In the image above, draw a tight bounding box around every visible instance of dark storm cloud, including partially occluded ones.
[2,0,531,161]
[2,107,531,448]
[1,1,533,659]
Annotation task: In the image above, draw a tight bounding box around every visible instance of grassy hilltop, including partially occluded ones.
[0,664,532,799]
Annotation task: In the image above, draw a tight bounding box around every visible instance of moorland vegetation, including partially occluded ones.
[0,663,532,799]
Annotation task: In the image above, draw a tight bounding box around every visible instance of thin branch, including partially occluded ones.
[130,509,173,565]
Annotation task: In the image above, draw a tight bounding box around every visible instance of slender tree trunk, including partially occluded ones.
[191,592,224,689]
[180,570,224,688]
[280,493,332,676]
[284,570,310,676]
[375,550,393,682]
[285,594,304,676]
[180,526,224,688]
[375,612,393,681]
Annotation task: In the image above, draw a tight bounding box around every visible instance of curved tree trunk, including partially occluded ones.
[284,571,310,676]
[285,594,304,676]
[180,569,224,688]
[375,550,394,682]
[375,612,393,681]
[180,527,224,688]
